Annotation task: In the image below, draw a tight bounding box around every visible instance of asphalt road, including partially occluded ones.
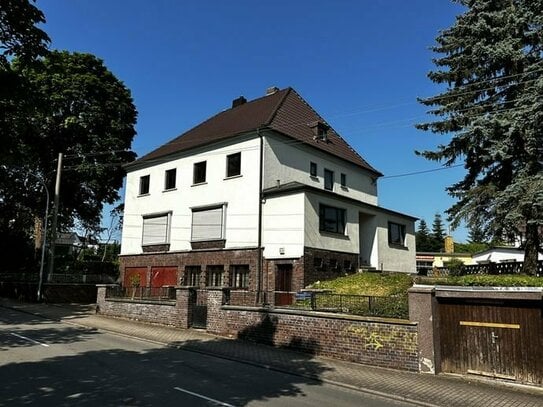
[0,307,415,407]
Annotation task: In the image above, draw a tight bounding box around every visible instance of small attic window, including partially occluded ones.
[309,121,329,142]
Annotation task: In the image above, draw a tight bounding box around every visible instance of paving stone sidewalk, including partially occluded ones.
[2,299,542,407]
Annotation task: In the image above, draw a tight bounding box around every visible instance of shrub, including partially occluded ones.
[444,258,465,276]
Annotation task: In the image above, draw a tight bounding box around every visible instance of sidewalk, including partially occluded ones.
[2,299,542,407]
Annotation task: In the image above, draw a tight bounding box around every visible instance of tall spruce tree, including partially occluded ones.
[416,219,434,251]
[431,213,446,252]
[417,0,543,275]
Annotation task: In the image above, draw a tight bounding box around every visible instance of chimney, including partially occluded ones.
[266,86,279,96]
[444,235,454,254]
[232,96,247,108]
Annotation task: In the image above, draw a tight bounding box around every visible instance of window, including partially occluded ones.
[226,152,241,177]
[340,173,347,187]
[343,260,353,271]
[230,265,249,289]
[329,258,338,270]
[310,162,317,177]
[142,213,170,246]
[193,161,206,184]
[164,168,176,190]
[388,222,406,246]
[313,257,323,269]
[324,169,334,191]
[184,266,201,286]
[191,205,225,241]
[319,204,346,234]
[139,175,150,195]
[206,265,224,287]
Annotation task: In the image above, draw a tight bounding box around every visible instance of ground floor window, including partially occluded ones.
[184,266,201,286]
[230,265,249,289]
[319,204,346,234]
[388,222,406,246]
[206,265,224,287]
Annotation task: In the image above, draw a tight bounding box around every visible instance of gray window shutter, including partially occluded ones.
[142,215,169,245]
[192,207,224,240]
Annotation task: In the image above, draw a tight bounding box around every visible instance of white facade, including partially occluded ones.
[472,247,543,264]
[121,136,261,254]
[121,129,416,273]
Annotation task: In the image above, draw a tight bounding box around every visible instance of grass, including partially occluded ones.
[307,272,413,296]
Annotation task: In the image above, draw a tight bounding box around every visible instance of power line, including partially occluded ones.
[381,164,464,180]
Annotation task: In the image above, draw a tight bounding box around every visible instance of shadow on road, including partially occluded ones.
[1,305,332,406]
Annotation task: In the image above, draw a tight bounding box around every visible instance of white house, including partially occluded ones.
[472,247,543,264]
[119,87,416,296]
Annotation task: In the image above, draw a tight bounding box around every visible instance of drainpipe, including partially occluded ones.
[256,127,264,305]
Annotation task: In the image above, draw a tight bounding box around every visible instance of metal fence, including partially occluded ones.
[293,292,409,319]
[434,260,543,277]
[105,286,176,302]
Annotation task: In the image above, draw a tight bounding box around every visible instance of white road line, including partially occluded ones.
[10,332,50,347]
[173,386,236,407]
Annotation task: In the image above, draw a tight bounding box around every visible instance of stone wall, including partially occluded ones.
[207,291,418,371]
[96,285,192,328]
[96,286,419,372]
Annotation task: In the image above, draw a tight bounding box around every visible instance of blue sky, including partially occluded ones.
[39,0,469,242]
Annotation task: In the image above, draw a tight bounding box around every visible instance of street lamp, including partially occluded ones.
[25,172,50,302]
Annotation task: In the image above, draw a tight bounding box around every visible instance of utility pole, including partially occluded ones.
[47,152,63,281]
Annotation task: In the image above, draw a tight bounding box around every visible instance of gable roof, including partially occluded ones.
[132,87,382,176]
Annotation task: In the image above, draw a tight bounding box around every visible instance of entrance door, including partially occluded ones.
[275,264,293,306]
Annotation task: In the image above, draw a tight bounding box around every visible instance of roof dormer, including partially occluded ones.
[309,121,330,142]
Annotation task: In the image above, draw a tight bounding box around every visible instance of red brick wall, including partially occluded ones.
[120,248,261,290]
[210,305,419,371]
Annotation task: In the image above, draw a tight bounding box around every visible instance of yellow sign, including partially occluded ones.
[460,321,520,329]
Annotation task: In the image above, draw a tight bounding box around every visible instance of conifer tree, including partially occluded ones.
[417,0,543,274]
[416,219,433,252]
[432,213,446,251]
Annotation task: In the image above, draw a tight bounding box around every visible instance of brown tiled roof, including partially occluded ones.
[133,87,382,175]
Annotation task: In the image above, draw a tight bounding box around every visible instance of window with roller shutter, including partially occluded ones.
[142,212,171,246]
[191,204,226,241]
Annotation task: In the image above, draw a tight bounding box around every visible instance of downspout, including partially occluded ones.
[256,127,264,305]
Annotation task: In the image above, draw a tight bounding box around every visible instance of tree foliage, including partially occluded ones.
[0,0,50,68]
[0,51,137,269]
[417,0,543,275]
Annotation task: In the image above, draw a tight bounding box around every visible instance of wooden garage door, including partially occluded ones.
[439,299,543,384]
[150,266,178,287]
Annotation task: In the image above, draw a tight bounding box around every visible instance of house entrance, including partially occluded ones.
[274,264,293,306]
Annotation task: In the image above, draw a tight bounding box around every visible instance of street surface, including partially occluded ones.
[1,307,413,406]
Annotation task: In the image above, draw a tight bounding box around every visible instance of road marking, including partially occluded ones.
[10,332,50,347]
[173,386,235,407]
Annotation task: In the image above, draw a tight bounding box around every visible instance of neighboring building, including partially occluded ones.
[472,247,543,264]
[120,87,416,296]
[416,252,474,275]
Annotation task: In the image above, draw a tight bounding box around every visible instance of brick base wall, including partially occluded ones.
[120,248,261,290]
[207,297,418,371]
[303,247,358,286]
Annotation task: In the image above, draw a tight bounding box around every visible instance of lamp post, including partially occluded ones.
[26,173,50,302]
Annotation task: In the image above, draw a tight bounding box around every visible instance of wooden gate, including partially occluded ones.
[190,289,207,329]
[439,298,543,384]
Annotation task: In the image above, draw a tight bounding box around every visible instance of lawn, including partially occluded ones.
[308,272,413,296]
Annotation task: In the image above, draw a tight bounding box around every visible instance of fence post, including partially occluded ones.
[310,292,316,310]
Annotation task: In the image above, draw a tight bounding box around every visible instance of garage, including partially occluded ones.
[436,287,543,385]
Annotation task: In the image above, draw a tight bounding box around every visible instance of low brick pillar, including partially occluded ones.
[408,285,438,374]
[206,289,227,335]
[175,287,192,329]
[96,284,118,313]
